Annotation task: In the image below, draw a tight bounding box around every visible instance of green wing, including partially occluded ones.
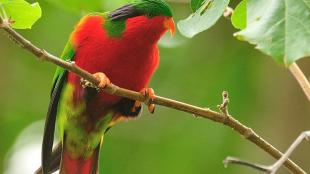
[42,40,75,174]
[50,41,75,96]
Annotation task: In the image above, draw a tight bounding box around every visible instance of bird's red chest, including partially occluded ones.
[67,15,160,107]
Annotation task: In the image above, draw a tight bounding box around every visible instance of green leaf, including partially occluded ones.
[191,0,205,12]
[0,0,41,29]
[231,0,246,30]
[235,0,310,65]
[177,0,230,38]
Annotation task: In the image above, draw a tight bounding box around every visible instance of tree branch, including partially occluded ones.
[224,131,310,174]
[267,131,310,174]
[289,63,310,101]
[0,18,306,174]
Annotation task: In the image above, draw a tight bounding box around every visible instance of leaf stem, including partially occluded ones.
[289,63,310,101]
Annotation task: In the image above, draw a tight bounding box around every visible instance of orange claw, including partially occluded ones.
[140,88,156,114]
[93,72,111,89]
[132,100,142,113]
[133,88,156,114]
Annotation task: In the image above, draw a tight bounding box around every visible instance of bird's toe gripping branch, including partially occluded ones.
[81,72,111,91]
[93,72,111,89]
[133,88,156,114]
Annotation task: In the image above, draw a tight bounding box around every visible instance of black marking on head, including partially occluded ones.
[109,4,142,21]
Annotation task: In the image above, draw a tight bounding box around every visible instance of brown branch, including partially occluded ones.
[0,18,306,174]
[289,63,310,102]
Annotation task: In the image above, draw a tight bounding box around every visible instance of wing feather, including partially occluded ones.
[42,41,75,174]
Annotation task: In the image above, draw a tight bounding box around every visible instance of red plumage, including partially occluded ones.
[61,149,96,174]
[57,15,171,174]
[68,15,167,117]
[39,1,175,173]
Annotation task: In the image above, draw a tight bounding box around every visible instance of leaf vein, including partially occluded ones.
[301,0,310,10]
[288,14,310,35]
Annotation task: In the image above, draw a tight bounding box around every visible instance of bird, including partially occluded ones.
[37,0,175,174]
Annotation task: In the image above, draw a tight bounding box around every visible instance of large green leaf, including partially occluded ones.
[0,0,41,29]
[231,0,246,30]
[178,0,230,38]
[235,0,310,65]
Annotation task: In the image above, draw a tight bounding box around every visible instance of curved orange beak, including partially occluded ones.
[164,17,176,37]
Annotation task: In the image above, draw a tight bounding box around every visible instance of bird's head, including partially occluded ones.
[108,0,175,38]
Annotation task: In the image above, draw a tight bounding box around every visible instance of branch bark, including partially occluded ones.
[0,19,306,174]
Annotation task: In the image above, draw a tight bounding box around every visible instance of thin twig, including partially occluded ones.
[267,131,310,174]
[223,157,270,172]
[224,131,310,174]
[0,18,306,174]
[289,63,310,101]
[218,91,229,115]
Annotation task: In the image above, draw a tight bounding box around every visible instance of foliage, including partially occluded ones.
[233,0,310,65]
[0,0,41,29]
[231,0,246,30]
[177,0,230,38]
[190,0,205,12]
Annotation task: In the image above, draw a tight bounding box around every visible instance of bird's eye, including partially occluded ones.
[146,13,155,18]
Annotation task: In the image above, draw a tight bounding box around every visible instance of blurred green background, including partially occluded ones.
[0,0,309,173]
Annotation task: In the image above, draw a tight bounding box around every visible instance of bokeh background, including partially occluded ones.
[0,0,309,173]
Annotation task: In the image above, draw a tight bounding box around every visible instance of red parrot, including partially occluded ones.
[38,0,175,174]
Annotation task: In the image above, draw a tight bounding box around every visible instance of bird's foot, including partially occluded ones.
[93,72,111,89]
[133,88,156,114]
[81,72,110,91]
